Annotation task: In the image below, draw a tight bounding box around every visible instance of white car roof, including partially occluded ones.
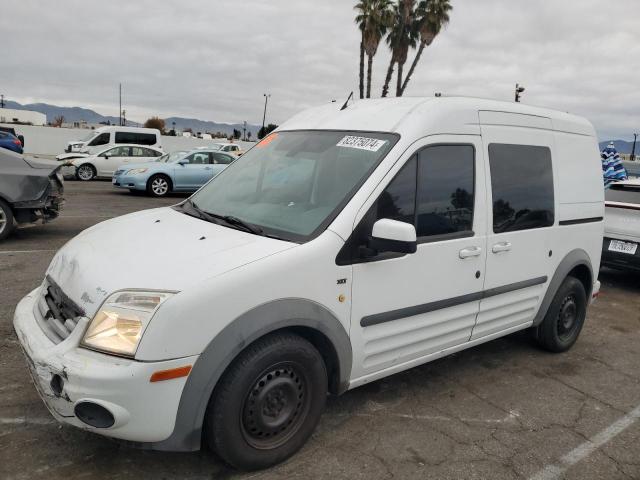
[96,144,163,154]
[278,96,595,139]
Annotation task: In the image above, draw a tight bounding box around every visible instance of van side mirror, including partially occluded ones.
[370,219,417,254]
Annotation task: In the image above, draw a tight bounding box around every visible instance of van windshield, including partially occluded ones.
[188,130,398,242]
[81,132,97,142]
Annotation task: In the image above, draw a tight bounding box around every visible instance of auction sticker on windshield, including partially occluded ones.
[336,136,387,152]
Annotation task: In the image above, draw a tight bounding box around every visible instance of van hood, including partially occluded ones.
[45,207,296,316]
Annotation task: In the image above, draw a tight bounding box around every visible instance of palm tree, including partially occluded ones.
[354,1,371,99]
[381,0,418,97]
[399,0,452,96]
[362,0,393,98]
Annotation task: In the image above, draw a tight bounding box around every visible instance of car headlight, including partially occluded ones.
[127,168,148,175]
[81,290,174,357]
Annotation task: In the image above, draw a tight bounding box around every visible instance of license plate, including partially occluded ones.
[112,178,117,184]
[608,239,638,255]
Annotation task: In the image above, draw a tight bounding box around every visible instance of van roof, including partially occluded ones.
[94,126,160,134]
[279,96,595,138]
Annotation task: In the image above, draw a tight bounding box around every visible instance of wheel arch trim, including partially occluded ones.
[532,248,593,327]
[147,298,352,452]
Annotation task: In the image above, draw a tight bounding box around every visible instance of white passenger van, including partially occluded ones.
[64,126,162,154]
[14,97,604,470]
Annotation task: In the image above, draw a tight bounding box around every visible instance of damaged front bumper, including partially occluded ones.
[13,287,198,443]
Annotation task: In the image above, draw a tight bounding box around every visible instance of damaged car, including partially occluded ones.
[0,147,64,240]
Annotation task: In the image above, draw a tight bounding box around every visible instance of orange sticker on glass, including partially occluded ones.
[256,132,278,148]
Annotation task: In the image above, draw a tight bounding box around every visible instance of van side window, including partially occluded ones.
[417,145,474,237]
[115,132,156,145]
[89,133,110,147]
[489,144,554,233]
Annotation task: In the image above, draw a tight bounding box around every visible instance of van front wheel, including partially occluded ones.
[205,332,327,470]
[534,276,587,353]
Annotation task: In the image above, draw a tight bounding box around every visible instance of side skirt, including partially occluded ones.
[348,321,533,390]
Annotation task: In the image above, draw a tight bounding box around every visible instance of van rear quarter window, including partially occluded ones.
[489,143,554,233]
[115,132,156,145]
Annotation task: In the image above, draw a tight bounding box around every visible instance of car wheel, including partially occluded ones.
[147,175,171,197]
[534,276,587,353]
[205,332,327,471]
[0,199,15,241]
[76,164,96,181]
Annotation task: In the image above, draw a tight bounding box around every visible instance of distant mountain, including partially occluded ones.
[599,140,637,154]
[4,101,260,136]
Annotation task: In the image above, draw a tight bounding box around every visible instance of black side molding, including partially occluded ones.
[558,217,603,226]
[361,276,548,327]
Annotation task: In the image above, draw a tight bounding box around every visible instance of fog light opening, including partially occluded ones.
[74,402,115,429]
[50,374,64,397]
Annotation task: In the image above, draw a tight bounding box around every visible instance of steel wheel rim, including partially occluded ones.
[557,294,578,340]
[152,178,168,195]
[0,208,6,234]
[78,165,93,180]
[240,362,311,450]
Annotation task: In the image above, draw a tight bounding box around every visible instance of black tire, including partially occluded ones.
[205,332,327,471]
[0,198,15,241]
[76,164,96,181]
[147,174,172,197]
[534,276,587,352]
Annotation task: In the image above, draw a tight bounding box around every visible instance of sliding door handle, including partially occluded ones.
[492,241,512,254]
[459,246,482,259]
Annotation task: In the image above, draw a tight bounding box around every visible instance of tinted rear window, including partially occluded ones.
[606,184,640,204]
[115,132,157,145]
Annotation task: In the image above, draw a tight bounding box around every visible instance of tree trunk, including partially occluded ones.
[382,58,395,98]
[366,54,374,98]
[400,40,426,96]
[396,62,404,97]
[359,40,365,99]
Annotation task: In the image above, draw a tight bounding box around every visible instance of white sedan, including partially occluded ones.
[603,179,640,271]
[71,145,164,181]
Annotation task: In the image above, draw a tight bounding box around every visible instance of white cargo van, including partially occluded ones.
[14,97,604,470]
[64,126,162,154]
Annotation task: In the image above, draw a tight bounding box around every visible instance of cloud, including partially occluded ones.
[0,0,637,139]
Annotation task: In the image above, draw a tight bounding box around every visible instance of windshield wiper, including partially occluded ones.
[208,213,264,235]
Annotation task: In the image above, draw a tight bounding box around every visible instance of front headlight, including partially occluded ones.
[127,168,148,175]
[81,290,174,357]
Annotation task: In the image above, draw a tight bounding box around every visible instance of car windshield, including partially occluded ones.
[157,151,188,163]
[188,130,398,241]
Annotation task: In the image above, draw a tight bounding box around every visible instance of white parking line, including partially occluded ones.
[529,404,640,480]
[0,417,56,425]
[0,250,56,255]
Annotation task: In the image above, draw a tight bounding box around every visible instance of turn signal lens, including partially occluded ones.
[150,365,192,382]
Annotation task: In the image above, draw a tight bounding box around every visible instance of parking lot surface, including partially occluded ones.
[1,181,639,480]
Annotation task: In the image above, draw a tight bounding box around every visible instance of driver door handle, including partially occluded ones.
[459,246,482,259]
[492,241,512,254]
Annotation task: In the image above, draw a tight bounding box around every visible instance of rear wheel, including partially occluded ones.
[147,174,171,197]
[534,276,587,352]
[76,164,96,181]
[205,332,327,470]
[0,199,15,241]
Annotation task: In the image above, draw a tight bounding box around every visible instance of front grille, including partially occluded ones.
[34,277,86,344]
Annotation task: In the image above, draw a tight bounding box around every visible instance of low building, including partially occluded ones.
[0,108,46,126]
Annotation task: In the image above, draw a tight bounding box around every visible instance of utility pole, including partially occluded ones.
[261,93,271,136]
[0,94,4,108]
[631,133,638,162]
[242,121,247,141]
[515,83,525,102]
[122,109,126,126]
[119,83,122,126]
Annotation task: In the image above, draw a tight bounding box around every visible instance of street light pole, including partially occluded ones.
[0,94,4,108]
[631,133,638,162]
[261,93,271,136]
[119,83,122,126]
